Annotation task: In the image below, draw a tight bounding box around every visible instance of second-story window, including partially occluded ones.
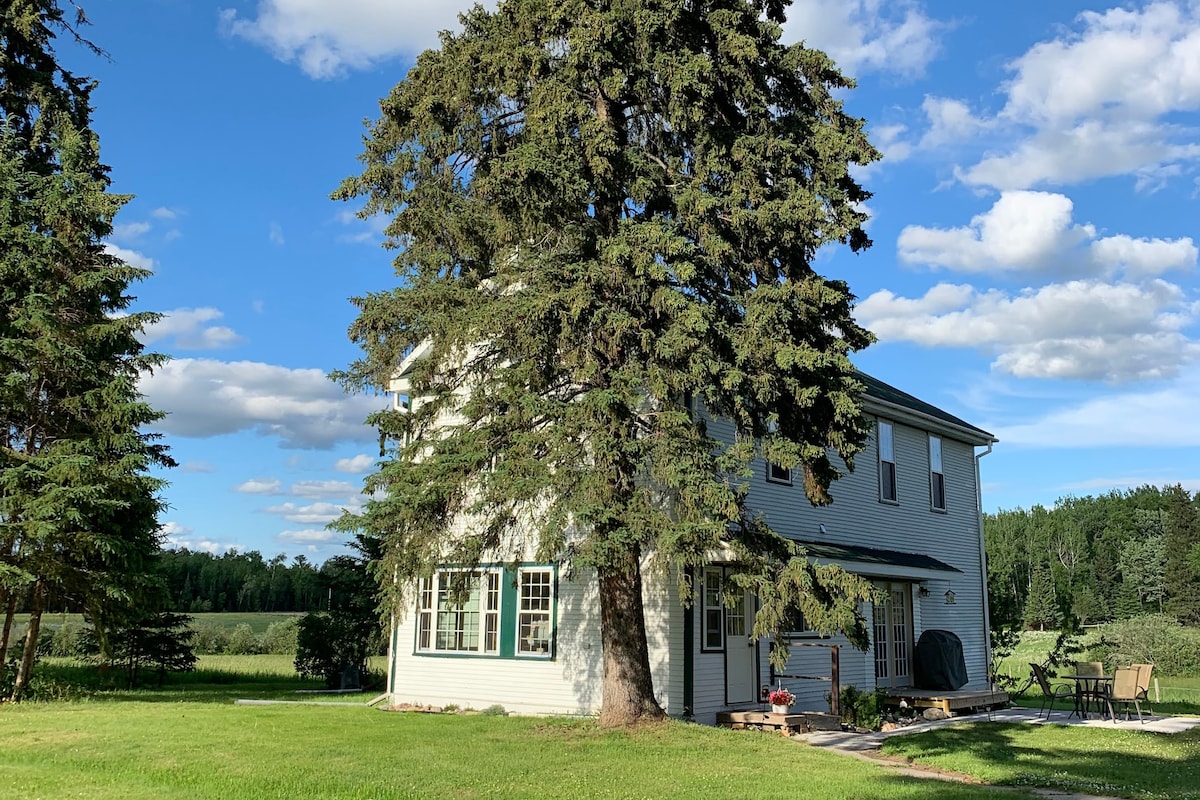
[765,420,792,484]
[879,420,897,502]
[929,435,945,511]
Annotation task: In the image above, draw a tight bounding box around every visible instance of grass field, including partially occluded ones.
[10,611,303,636]
[880,722,1200,800]
[0,701,1036,800]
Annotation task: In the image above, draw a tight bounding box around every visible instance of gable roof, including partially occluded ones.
[856,371,996,446]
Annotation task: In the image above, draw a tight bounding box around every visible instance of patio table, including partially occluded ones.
[1064,674,1113,719]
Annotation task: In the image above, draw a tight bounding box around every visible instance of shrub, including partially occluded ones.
[225,624,261,655]
[261,618,300,655]
[191,622,230,655]
[295,612,373,688]
[50,620,86,657]
[828,685,886,729]
[1093,614,1200,677]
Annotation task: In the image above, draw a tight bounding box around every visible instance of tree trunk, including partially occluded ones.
[0,590,15,687]
[597,550,666,727]
[11,581,46,701]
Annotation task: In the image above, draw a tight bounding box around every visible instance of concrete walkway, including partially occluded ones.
[796,708,1200,800]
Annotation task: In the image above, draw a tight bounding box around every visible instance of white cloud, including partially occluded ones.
[269,221,285,246]
[161,522,243,554]
[180,461,216,474]
[141,358,382,449]
[995,368,1200,446]
[277,529,343,545]
[858,279,1200,382]
[104,243,155,271]
[918,96,989,148]
[336,207,391,244]
[151,207,179,220]
[112,221,152,242]
[219,0,495,79]
[952,2,1200,189]
[334,453,375,474]
[140,307,246,351]
[290,480,359,498]
[264,500,355,524]
[898,191,1196,277]
[235,478,284,495]
[1057,475,1200,493]
[782,0,943,79]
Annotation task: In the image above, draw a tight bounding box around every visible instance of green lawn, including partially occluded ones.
[879,722,1200,800]
[0,703,1033,800]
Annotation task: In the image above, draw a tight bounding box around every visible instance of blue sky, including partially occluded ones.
[57,1,1200,560]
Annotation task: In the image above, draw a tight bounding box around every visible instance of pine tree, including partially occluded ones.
[1023,561,1061,631]
[1163,484,1200,624]
[0,0,173,699]
[334,0,879,726]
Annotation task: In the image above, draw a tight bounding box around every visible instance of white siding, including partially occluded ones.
[388,564,681,716]
[697,404,990,696]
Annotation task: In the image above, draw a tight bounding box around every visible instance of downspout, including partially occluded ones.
[975,442,994,683]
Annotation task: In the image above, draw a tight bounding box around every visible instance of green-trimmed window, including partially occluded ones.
[417,570,501,655]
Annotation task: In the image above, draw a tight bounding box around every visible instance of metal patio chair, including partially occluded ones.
[1131,662,1155,716]
[1030,663,1075,720]
[1102,667,1146,723]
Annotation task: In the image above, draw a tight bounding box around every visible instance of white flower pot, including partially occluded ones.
[771,704,791,714]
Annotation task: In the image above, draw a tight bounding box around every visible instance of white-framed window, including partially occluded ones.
[416,570,501,655]
[517,567,554,657]
[878,420,897,502]
[929,435,945,511]
[701,568,724,651]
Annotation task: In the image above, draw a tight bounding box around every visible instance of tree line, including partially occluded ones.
[985,484,1200,631]
[157,548,366,614]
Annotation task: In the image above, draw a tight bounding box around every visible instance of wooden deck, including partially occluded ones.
[885,687,1009,714]
[716,709,842,734]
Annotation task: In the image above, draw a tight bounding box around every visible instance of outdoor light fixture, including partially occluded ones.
[918,585,930,598]
[944,589,957,605]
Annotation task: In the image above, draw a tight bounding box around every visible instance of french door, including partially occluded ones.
[872,582,913,688]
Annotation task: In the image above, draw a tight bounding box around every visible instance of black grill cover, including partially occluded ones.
[912,629,968,691]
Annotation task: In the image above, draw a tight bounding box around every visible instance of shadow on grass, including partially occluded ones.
[880,721,1200,800]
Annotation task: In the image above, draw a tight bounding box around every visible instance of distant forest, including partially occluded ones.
[986,484,1200,630]
[156,549,366,613]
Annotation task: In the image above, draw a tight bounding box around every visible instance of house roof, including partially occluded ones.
[856,371,996,446]
[794,539,962,579]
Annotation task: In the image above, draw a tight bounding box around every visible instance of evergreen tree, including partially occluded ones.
[334,0,878,725]
[1163,484,1200,624]
[1023,561,1061,631]
[0,0,172,699]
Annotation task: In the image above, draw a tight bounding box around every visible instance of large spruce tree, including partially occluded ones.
[335,0,878,725]
[0,0,172,699]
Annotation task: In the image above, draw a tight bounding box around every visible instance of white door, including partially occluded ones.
[725,591,756,703]
[872,582,913,688]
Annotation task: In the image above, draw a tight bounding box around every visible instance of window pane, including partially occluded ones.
[932,472,945,510]
[929,436,942,472]
[879,421,894,461]
[881,461,897,502]
[705,610,723,649]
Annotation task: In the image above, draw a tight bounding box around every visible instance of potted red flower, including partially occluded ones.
[768,687,795,714]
